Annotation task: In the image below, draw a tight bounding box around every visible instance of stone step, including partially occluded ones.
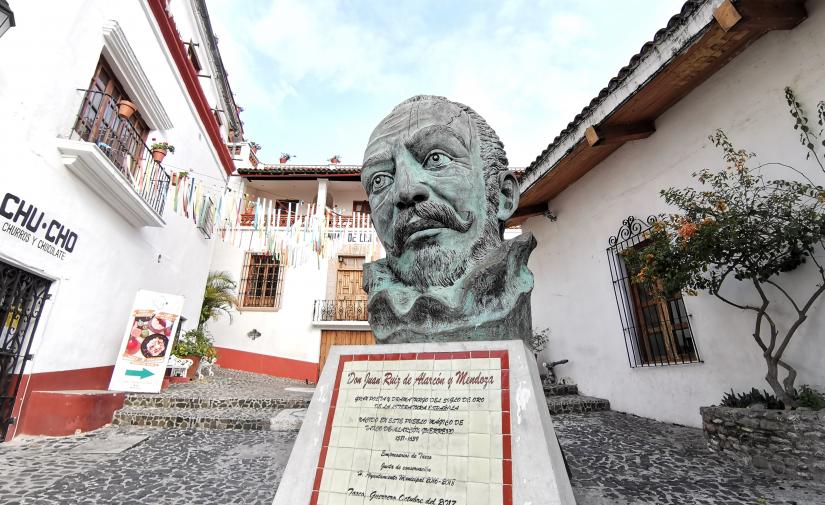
[547,394,610,415]
[112,405,305,431]
[544,383,578,396]
[122,394,310,410]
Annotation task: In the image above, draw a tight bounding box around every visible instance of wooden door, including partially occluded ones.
[319,330,375,373]
[335,256,367,320]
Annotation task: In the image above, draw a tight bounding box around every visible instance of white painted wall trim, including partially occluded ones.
[311,321,371,331]
[56,138,165,227]
[102,20,173,131]
[519,1,717,195]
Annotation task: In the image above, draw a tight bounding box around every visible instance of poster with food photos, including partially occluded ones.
[108,290,185,393]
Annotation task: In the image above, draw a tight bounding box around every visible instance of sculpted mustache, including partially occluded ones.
[392,201,473,256]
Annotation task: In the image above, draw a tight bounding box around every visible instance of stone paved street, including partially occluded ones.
[2,367,823,504]
[0,425,298,504]
[2,409,824,504]
[555,411,825,505]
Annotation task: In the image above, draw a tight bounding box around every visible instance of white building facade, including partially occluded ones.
[518,0,823,427]
[207,164,381,382]
[0,0,241,439]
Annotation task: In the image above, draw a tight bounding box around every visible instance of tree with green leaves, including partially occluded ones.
[623,89,825,408]
[198,271,239,329]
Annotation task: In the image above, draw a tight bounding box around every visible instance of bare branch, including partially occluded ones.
[764,279,801,314]
[774,281,825,360]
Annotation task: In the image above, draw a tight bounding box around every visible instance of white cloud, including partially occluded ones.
[208,0,686,166]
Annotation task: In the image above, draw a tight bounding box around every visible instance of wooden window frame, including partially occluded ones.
[75,56,150,178]
[238,252,285,310]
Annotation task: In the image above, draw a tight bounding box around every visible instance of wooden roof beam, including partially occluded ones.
[584,121,656,147]
[509,203,548,220]
[714,0,807,33]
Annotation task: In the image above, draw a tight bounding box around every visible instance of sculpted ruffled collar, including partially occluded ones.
[363,233,536,343]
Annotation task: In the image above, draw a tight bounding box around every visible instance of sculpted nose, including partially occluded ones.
[394,164,429,211]
[396,183,429,210]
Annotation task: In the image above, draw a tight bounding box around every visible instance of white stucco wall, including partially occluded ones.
[524,3,825,427]
[206,179,373,366]
[207,241,325,365]
[0,1,228,375]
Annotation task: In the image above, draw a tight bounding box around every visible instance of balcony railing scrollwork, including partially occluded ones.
[69,89,170,217]
[313,299,369,322]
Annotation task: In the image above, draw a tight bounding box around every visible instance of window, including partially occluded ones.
[607,216,701,367]
[73,57,150,179]
[353,200,371,214]
[239,253,284,309]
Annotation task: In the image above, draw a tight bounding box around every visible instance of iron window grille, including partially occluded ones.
[239,253,284,309]
[606,216,701,367]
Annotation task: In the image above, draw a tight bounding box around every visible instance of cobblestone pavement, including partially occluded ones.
[150,367,314,400]
[555,411,825,504]
[0,425,297,504]
[3,389,823,503]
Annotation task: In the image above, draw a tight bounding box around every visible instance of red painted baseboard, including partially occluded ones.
[17,390,125,437]
[7,365,116,441]
[215,347,318,382]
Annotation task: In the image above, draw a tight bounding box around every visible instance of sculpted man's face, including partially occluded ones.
[362,99,499,288]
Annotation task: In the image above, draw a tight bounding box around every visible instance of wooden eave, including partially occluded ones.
[513,0,807,225]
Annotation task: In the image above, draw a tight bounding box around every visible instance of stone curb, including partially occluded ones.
[547,394,610,415]
[112,405,291,431]
[123,395,310,410]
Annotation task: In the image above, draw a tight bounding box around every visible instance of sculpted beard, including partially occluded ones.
[386,191,502,289]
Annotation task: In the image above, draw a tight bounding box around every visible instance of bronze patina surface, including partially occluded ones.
[361,95,536,343]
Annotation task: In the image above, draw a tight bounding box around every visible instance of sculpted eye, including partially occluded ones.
[369,173,393,193]
[423,151,452,170]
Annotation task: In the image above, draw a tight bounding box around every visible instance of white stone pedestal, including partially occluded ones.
[273,340,575,505]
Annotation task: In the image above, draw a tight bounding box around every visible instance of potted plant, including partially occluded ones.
[150,141,175,163]
[117,99,137,119]
[172,328,217,380]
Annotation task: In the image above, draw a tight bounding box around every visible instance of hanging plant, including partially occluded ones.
[117,99,137,119]
[151,141,175,163]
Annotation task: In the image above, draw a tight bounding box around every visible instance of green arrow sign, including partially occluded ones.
[125,368,154,379]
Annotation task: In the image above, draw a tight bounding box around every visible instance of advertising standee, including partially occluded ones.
[108,290,185,393]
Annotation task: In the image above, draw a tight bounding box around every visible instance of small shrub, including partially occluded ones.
[796,385,825,410]
[172,328,217,360]
[720,388,785,409]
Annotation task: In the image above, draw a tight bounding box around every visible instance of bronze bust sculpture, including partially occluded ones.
[361,95,536,343]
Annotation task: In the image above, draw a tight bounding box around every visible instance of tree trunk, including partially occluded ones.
[764,356,796,408]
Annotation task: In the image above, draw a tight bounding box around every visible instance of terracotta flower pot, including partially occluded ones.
[184,355,202,380]
[117,99,137,119]
[152,149,167,163]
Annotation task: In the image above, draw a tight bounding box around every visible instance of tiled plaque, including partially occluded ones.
[311,351,512,505]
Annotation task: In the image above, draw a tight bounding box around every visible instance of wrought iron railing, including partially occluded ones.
[313,299,368,322]
[70,89,170,217]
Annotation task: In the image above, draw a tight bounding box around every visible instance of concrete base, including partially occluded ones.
[274,340,575,505]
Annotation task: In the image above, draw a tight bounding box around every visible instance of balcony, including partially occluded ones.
[57,89,170,227]
[312,299,369,330]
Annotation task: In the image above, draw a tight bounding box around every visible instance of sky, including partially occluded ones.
[208,0,686,168]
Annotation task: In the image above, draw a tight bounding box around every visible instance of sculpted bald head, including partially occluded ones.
[361,95,519,288]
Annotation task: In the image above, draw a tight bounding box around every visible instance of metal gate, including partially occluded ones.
[0,261,51,441]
